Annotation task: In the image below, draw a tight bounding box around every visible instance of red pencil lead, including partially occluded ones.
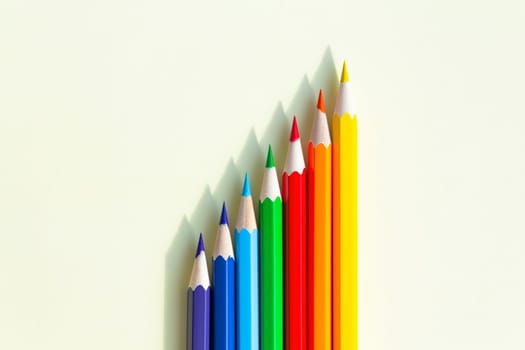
[317,89,326,113]
[290,116,300,142]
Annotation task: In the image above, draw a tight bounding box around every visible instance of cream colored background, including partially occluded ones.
[1,0,525,349]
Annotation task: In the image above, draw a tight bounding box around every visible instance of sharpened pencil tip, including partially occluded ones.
[341,60,349,83]
[290,116,300,141]
[266,145,275,168]
[317,89,326,113]
[220,202,228,225]
[196,233,205,257]
[242,172,251,197]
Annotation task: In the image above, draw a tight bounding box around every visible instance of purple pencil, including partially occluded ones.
[187,233,211,350]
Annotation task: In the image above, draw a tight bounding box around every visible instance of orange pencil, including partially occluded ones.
[307,90,332,350]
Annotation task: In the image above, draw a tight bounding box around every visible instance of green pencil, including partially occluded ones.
[259,145,283,350]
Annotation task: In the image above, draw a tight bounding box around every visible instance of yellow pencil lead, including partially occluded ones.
[340,60,349,83]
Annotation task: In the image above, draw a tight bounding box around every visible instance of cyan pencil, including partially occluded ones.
[235,173,259,350]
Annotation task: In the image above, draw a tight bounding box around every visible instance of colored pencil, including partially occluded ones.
[187,233,211,350]
[213,202,235,350]
[333,61,358,350]
[282,116,307,350]
[307,90,332,350]
[259,145,283,350]
[235,173,259,350]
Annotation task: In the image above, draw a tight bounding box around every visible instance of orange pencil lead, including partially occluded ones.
[317,89,326,113]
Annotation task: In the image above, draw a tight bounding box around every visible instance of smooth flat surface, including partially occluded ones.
[1,0,525,349]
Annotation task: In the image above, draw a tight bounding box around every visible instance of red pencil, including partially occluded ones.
[282,116,307,350]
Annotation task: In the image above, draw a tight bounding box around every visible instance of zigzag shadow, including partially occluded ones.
[164,47,338,350]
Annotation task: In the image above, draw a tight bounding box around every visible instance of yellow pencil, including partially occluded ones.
[307,90,332,350]
[333,61,358,350]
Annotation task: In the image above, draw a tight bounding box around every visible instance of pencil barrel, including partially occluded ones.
[282,170,307,350]
[259,197,284,350]
[187,286,211,350]
[213,256,235,350]
[307,142,332,350]
[235,228,259,350]
[332,114,358,350]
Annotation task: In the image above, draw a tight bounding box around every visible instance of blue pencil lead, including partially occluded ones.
[196,233,205,257]
[242,172,251,197]
[220,202,229,225]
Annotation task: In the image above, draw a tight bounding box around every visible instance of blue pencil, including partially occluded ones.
[235,173,259,350]
[187,233,211,350]
[213,202,235,350]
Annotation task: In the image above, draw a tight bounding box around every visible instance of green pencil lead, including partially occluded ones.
[266,145,275,168]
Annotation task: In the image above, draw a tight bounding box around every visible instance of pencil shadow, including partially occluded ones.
[259,102,288,174]
[164,46,338,350]
[285,76,316,155]
[236,129,265,213]
[310,49,339,131]
[212,158,242,228]
[164,187,216,350]
[164,216,193,350]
